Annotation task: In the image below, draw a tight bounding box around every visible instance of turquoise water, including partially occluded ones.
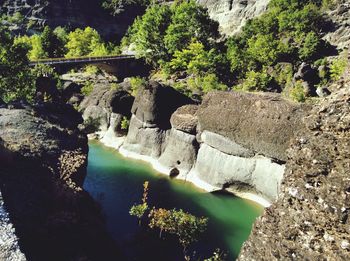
[84,141,263,260]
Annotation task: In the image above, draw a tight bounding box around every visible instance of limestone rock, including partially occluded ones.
[239,71,350,260]
[197,0,270,36]
[158,129,199,173]
[170,105,199,134]
[0,103,122,260]
[131,81,194,129]
[197,91,306,161]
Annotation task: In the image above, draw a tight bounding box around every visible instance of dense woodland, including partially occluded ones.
[0,0,348,103]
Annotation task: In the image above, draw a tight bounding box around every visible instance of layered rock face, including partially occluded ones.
[89,81,306,202]
[0,0,143,39]
[122,81,194,158]
[80,83,134,148]
[189,92,305,201]
[197,0,270,35]
[0,102,121,261]
[239,73,350,260]
[324,0,350,51]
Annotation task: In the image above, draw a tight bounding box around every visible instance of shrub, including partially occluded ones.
[81,81,94,96]
[130,77,146,96]
[240,70,272,91]
[188,74,227,94]
[84,65,100,75]
[289,81,306,102]
[121,117,130,130]
[330,57,347,81]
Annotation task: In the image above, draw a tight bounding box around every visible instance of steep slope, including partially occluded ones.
[0,0,143,39]
[197,0,270,35]
[239,64,350,260]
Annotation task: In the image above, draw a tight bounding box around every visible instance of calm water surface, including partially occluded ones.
[84,141,263,260]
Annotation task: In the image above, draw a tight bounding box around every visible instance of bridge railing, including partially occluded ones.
[29,54,136,65]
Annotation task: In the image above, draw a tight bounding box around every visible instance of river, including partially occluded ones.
[84,141,263,260]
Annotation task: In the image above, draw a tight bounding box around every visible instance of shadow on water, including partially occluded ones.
[84,141,264,260]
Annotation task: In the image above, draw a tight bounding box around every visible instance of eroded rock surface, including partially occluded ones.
[197,0,270,36]
[239,73,350,260]
[0,103,122,261]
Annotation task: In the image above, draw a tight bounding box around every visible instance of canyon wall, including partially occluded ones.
[197,0,270,35]
[0,101,122,261]
[0,0,143,39]
[81,81,306,203]
[238,67,350,260]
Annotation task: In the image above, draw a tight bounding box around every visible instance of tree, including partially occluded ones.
[164,0,219,54]
[0,25,35,102]
[149,208,208,261]
[65,27,109,58]
[41,26,66,58]
[129,181,149,226]
[124,5,172,65]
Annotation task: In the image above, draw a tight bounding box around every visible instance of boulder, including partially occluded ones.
[158,129,199,173]
[170,105,199,134]
[61,81,82,103]
[131,81,194,129]
[197,91,306,162]
[80,84,134,134]
[0,103,122,261]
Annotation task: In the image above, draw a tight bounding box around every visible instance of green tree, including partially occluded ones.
[125,5,172,65]
[0,26,35,102]
[164,0,219,54]
[41,26,66,58]
[149,208,208,260]
[65,27,109,58]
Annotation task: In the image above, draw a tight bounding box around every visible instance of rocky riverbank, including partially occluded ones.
[0,101,122,260]
[80,80,307,206]
[238,65,350,260]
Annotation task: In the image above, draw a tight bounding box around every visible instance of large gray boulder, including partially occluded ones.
[80,84,134,134]
[197,91,306,162]
[123,81,194,158]
[131,81,194,129]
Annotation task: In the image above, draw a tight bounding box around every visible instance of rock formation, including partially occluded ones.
[85,80,306,203]
[121,81,194,158]
[0,102,122,261]
[0,0,144,39]
[239,66,350,260]
[197,0,270,36]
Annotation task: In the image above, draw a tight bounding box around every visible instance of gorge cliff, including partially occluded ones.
[0,101,122,260]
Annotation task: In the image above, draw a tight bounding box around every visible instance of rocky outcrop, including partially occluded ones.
[121,81,194,158]
[0,0,144,39]
[239,70,350,260]
[80,83,134,136]
[105,83,305,202]
[0,102,122,261]
[197,91,306,161]
[324,0,350,51]
[197,0,270,36]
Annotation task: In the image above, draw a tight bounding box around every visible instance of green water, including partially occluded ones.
[84,141,263,260]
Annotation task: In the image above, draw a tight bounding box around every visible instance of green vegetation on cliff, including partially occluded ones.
[122,0,339,101]
[0,25,35,102]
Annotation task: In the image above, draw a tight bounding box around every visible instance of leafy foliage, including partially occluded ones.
[129,181,149,225]
[65,27,110,58]
[0,26,35,102]
[330,57,347,81]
